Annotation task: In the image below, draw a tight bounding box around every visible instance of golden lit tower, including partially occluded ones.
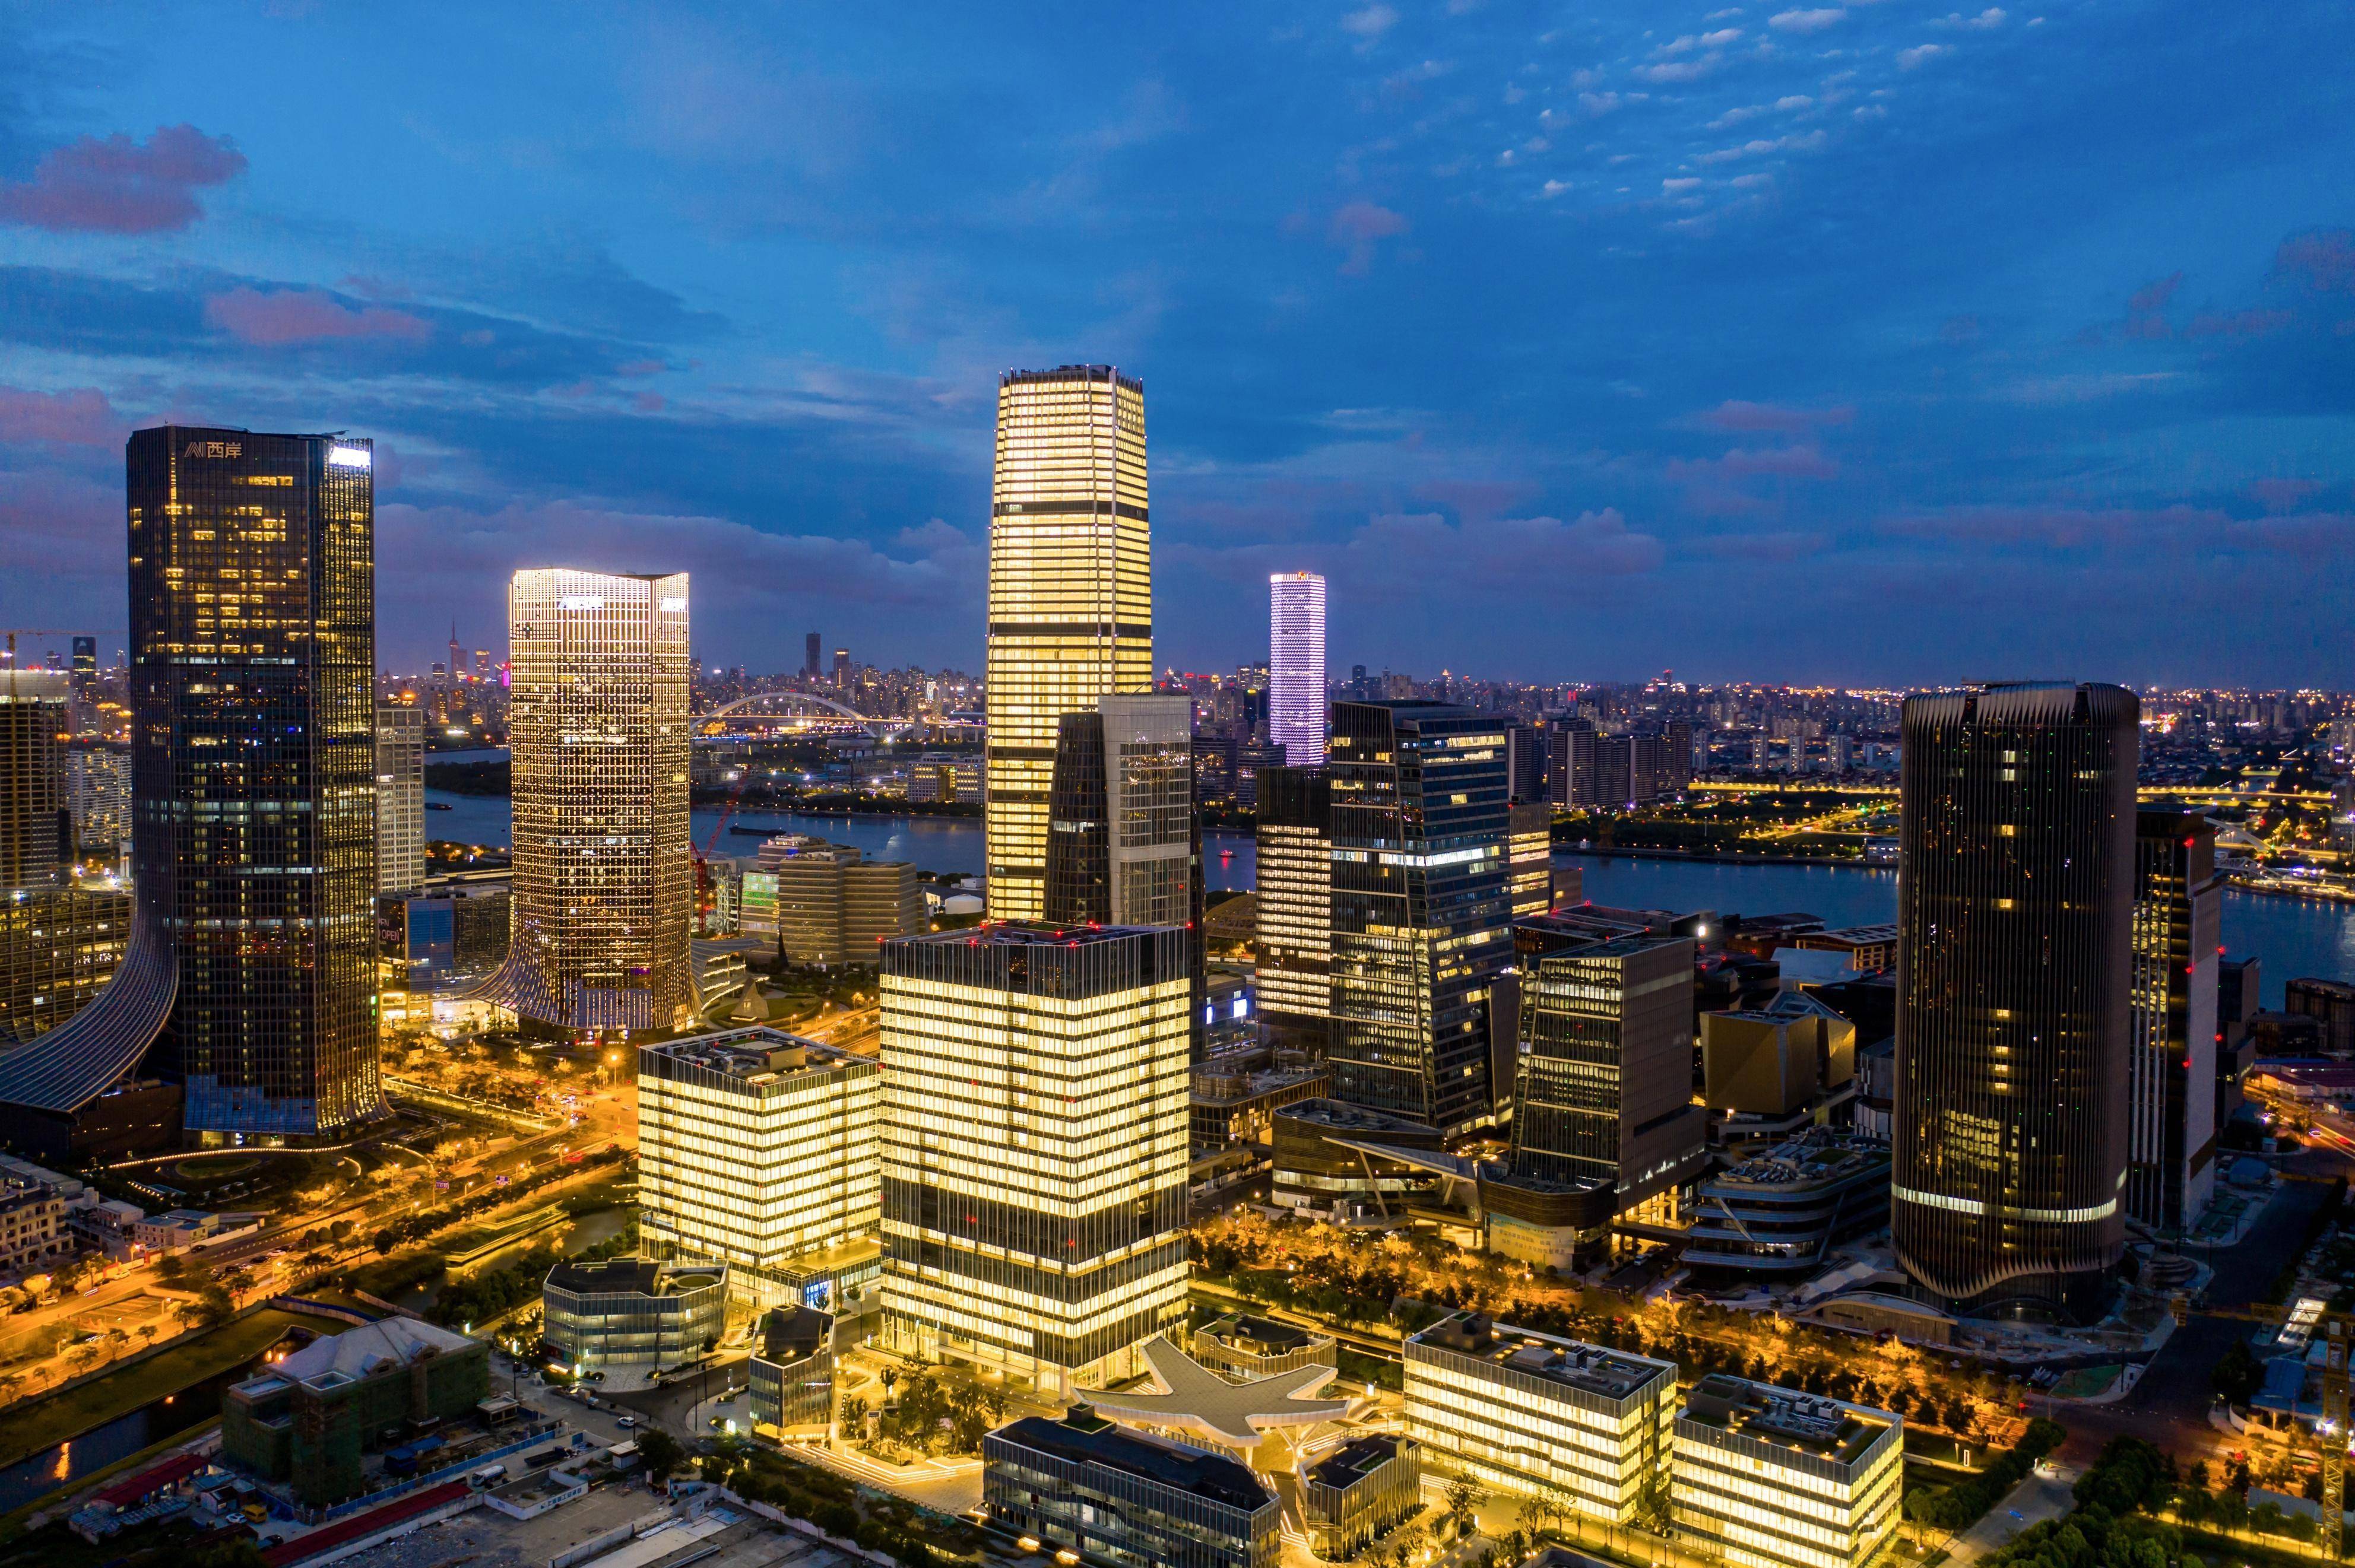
[984,366,1151,922]
[481,569,695,1036]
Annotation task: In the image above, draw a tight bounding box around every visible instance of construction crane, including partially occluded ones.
[0,627,116,665]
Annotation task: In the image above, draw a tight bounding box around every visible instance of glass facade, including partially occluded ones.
[879,924,1190,1396]
[985,367,1152,922]
[1253,767,1332,1037]
[0,885,129,1045]
[747,1305,836,1436]
[1267,572,1327,769]
[1326,700,1511,1135]
[0,670,69,887]
[487,570,695,1034]
[1672,1375,1902,1568]
[2126,810,2220,1231]
[1892,683,2138,1319]
[982,1413,1280,1568]
[541,1258,728,1370]
[375,704,426,894]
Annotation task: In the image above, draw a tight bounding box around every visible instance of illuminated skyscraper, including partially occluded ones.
[1269,572,1327,769]
[984,366,1150,921]
[1254,766,1333,1047]
[879,923,1190,1396]
[0,428,381,1150]
[2126,810,2219,1232]
[481,569,695,1035]
[1893,682,2137,1320]
[375,704,426,895]
[0,669,68,887]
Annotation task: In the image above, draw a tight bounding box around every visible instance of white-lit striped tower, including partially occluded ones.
[1269,571,1327,768]
[984,367,1150,921]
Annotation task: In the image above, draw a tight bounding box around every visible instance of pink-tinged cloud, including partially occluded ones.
[2185,307,2291,338]
[0,124,245,234]
[1342,509,1663,591]
[1697,529,1832,561]
[616,359,668,377]
[2277,230,2355,293]
[2123,271,2182,339]
[1330,201,1408,275]
[0,386,121,446]
[1719,445,1837,479]
[2248,478,2323,513]
[1697,399,1855,434]
[205,288,432,347]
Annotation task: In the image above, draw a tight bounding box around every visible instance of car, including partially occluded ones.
[617,1416,635,1429]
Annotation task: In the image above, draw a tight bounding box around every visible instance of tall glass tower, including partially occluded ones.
[0,427,382,1145]
[480,570,695,1036]
[1268,572,1327,768]
[984,366,1150,922]
[1893,681,2138,1321]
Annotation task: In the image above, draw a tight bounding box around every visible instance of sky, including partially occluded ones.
[0,2,2350,687]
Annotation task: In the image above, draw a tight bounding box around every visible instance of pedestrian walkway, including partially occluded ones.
[1937,1468,2076,1568]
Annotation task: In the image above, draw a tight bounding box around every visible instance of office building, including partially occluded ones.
[375,703,426,895]
[1701,991,1859,1119]
[0,884,129,1048]
[1679,1130,1892,1280]
[1548,718,1598,809]
[1191,1313,1337,1382]
[1327,700,1511,1135]
[1672,1374,1902,1568]
[69,637,95,677]
[0,428,381,1148]
[880,924,1189,1396]
[223,1318,490,1506]
[1269,1097,1454,1223]
[0,669,68,886]
[1301,1435,1421,1560]
[65,745,129,863]
[833,647,850,691]
[762,838,924,966]
[1791,925,1901,974]
[541,1258,730,1372]
[2127,811,2220,1233]
[2217,954,2261,1119]
[1188,1059,1328,1151]
[982,1408,1280,1568]
[636,1027,881,1316]
[1511,935,1710,1225]
[1267,572,1327,768]
[1254,766,1332,1046]
[983,366,1151,921]
[1893,683,2138,1320]
[1043,695,1198,929]
[1506,721,1548,804]
[1508,801,1552,918]
[747,1305,836,1438]
[481,569,695,1036]
[2287,977,2355,1058]
[1405,1312,1676,1522]
[805,631,822,680]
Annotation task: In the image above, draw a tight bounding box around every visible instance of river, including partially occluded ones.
[0,1356,261,1515]
[421,798,2355,1004]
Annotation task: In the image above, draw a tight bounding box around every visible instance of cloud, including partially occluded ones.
[1897,43,1950,68]
[1695,399,1856,433]
[1719,444,1837,478]
[0,386,121,445]
[1341,509,1663,590]
[2277,230,2355,293]
[204,287,435,346]
[1341,4,1399,39]
[1636,56,1723,82]
[1770,8,1846,32]
[2122,271,2183,339]
[0,124,246,234]
[1696,528,1832,560]
[2249,478,2323,513]
[1329,200,1409,275]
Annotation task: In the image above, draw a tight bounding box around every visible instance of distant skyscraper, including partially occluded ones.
[1893,682,2138,1320]
[833,647,851,691]
[983,366,1150,921]
[806,631,822,680]
[1504,721,1546,804]
[1326,700,1511,1134]
[2128,811,2219,1231]
[0,669,69,887]
[1507,801,1551,918]
[880,923,1190,1396]
[481,569,695,1035]
[69,637,96,677]
[375,704,426,895]
[1269,572,1327,769]
[0,428,382,1148]
[65,745,129,864]
[1254,766,1333,1048]
[446,621,462,686]
[474,649,490,678]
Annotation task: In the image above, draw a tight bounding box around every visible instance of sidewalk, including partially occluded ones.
[1936,1468,2077,1568]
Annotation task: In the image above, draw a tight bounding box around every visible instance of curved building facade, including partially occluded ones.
[1892,681,2138,1320]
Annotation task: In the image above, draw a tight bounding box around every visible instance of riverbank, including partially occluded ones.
[1560,845,1896,871]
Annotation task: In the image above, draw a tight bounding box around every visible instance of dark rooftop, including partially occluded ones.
[1411,1313,1673,1404]
[1305,1434,1410,1491]
[757,1305,832,1363]
[990,1412,1274,1515]
[544,1258,724,1298]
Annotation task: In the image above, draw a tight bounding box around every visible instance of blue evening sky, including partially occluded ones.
[1,2,2349,684]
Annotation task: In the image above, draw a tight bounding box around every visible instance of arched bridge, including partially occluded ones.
[693,690,915,738]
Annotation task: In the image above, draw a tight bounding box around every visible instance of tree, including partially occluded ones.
[152,1251,188,1285]
[2211,1341,2264,1405]
[633,1427,686,1478]
[1443,1475,1488,1541]
[373,1227,401,1258]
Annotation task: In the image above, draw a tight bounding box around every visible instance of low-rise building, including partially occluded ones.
[1301,1433,1421,1560]
[1672,1373,1901,1568]
[1679,1131,1891,1280]
[0,1175,71,1271]
[1190,1062,1328,1151]
[1404,1311,1676,1522]
[222,1318,490,1505]
[747,1305,835,1440]
[1191,1313,1337,1382]
[541,1258,729,1373]
[982,1406,1280,1568]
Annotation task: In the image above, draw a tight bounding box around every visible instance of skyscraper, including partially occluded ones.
[1326,700,1511,1135]
[833,647,851,692]
[805,631,822,680]
[0,669,69,887]
[1043,695,1197,929]
[0,427,382,1148]
[1254,766,1333,1049]
[480,569,695,1035]
[2127,810,2219,1231]
[65,745,129,864]
[375,704,426,895]
[1893,682,2138,1319]
[69,637,96,678]
[983,366,1150,921]
[1269,572,1327,769]
[879,923,1190,1396]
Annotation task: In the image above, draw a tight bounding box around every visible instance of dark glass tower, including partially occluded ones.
[1043,711,1110,923]
[1326,700,1511,1135]
[0,427,381,1145]
[1893,682,2137,1320]
[2126,810,2219,1232]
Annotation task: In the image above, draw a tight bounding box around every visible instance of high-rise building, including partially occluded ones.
[2287,977,2355,1057]
[0,885,130,1049]
[763,838,924,966]
[1043,695,1197,929]
[1268,572,1327,769]
[1507,801,1552,918]
[636,1026,882,1316]
[1893,683,2138,1320]
[2127,811,2220,1233]
[64,745,129,863]
[1548,719,1598,809]
[479,569,695,1035]
[0,669,69,887]
[1505,721,1547,804]
[833,647,851,691]
[983,366,1150,921]
[1254,766,1333,1047]
[805,631,822,679]
[69,637,96,677]
[0,428,382,1148]
[1326,700,1511,1135]
[880,923,1189,1396]
[375,704,426,895]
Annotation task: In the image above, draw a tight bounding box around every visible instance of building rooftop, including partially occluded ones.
[756,1305,833,1363]
[991,1409,1272,1515]
[638,1027,865,1085]
[1410,1313,1675,1404]
[1277,1097,1440,1139]
[1679,1372,1897,1467]
[545,1258,727,1299]
[1199,1313,1313,1353]
[1080,1334,1349,1450]
[248,1317,476,1394]
[1707,1128,1891,1191]
[1304,1434,1410,1491]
